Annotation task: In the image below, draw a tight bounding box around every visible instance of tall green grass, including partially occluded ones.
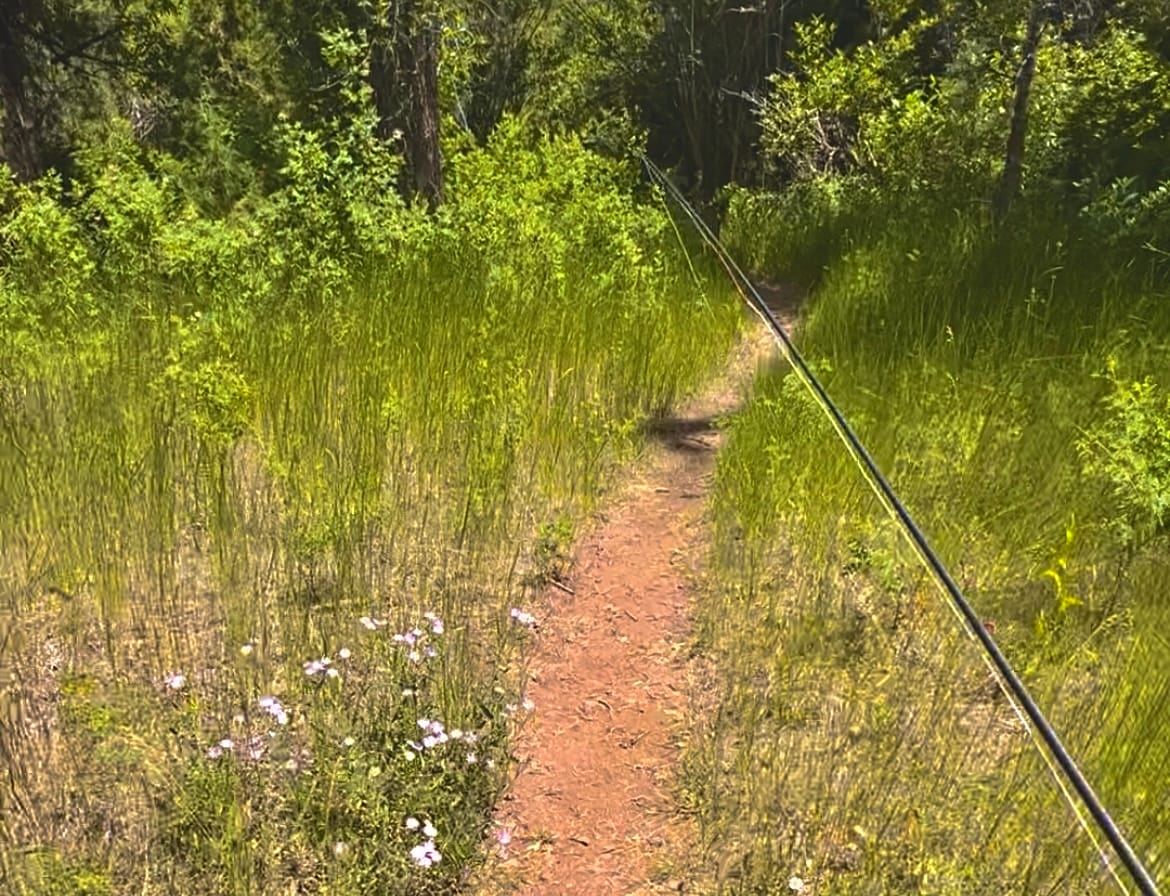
[0,131,740,895]
[686,183,1170,892]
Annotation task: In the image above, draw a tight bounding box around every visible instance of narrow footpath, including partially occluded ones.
[486,294,794,895]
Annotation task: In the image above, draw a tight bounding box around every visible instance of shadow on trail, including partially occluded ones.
[641,276,802,457]
[751,278,805,332]
[640,415,723,454]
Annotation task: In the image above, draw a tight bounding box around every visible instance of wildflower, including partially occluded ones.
[407,649,421,663]
[409,840,441,868]
[396,627,423,645]
[788,877,805,893]
[208,737,234,759]
[342,736,356,748]
[522,698,535,712]
[466,752,478,764]
[258,696,289,726]
[510,607,536,628]
[424,612,445,635]
[332,841,348,857]
[163,672,186,691]
[411,718,451,752]
[422,820,437,838]
[338,647,352,660]
[405,817,421,831]
[240,643,255,657]
[495,828,513,848]
[303,656,332,678]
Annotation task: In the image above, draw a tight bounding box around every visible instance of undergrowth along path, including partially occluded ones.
[487,289,796,895]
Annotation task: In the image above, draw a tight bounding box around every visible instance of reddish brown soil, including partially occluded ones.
[486,301,789,895]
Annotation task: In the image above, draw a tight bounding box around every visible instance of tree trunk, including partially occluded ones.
[407,17,443,208]
[369,1,443,209]
[0,4,46,182]
[993,3,1045,221]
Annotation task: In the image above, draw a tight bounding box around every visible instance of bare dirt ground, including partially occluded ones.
[484,285,797,896]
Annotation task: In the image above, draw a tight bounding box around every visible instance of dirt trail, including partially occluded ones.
[488,288,796,896]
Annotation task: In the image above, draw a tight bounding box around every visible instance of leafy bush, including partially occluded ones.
[758,14,1001,196]
[1032,27,1170,197]
[1079,363,1170,542]
[0,173,97,333]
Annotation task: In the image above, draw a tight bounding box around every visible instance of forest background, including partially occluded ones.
[3,0,1170,893]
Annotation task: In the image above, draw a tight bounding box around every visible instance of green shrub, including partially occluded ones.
[1079,362,1170,542]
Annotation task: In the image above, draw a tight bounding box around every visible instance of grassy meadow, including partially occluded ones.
[7,2,1170,894]
[0,130,740,895]
[684,184,1170,893]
